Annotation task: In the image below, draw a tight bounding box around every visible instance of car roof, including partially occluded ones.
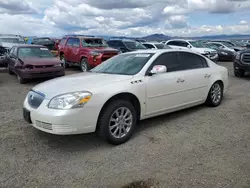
[143,42,163,45]
[108,39,135,42]
[167,39,191,42]
[65,36,102,39]
[0,36,23,39]
[125,48,197,55]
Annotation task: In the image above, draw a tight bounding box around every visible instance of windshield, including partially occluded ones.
[154,43,171,49]
[18,47,54,58]
[189,41,205,48]
[123,41,147,50]
[204,43,218,49]
[91,53,153,75]
[82,38,108,47]
[0,38,25,44]
[220,42,234,47]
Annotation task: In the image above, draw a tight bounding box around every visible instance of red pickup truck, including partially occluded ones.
[58,36,119,72]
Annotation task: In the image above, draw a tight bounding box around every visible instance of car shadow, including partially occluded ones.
[30,104,206,151]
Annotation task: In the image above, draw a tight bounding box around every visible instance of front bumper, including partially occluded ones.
[234,59,250,71]
[23,97,99,135]
[17,67,65,79]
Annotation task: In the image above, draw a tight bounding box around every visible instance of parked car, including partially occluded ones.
[211,40,245,52]
[31,37,55,50]
[206,41,236,55]
[142,42,171,49]
[0,34,26,67]
[205,42,235,61]
[58,36,119,72]
[23,49,228,145]
[6,45,64,83]
[165,39,219,62]
[106,39,147,53]
[234,49,250,77]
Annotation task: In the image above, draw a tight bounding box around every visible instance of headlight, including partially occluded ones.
[221,52,228,55]
[48,91,92,109]
[235,52,241,60]
[90,51,101,56]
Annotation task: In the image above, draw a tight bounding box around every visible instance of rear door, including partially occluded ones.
[70,38,80,63]
[64,38,74,61]
[177,51,211,102]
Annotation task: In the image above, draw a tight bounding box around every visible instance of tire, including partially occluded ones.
[60,54,69,68]
[234,69,245,77]
[97,100,137,145]
[7,64,14,75]
[205,81,223,107]
[80,58,89,72]
[17,75,26,84]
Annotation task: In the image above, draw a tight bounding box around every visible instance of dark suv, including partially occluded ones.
[107,39,147,53]
[234,49,250,77]
[58,36,119,71]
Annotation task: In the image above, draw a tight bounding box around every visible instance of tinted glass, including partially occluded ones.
[18,47,53,58]
[91,53,153,75]
[143,44,155,49]
[178,52,207,69]
[66,38,74,46]
[123,41,146,50]
[71,38,80,47]
[150,52,180,72]
[167,41,177,45]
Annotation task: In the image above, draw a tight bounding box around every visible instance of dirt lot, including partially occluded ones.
[0,62,250,188]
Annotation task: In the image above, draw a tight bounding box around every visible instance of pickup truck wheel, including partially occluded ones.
[97,100,137,145]
[205,82,223,107]
[7,64,14,75]
[60,54,69,68]
[234,69,245,77]
[80,58,89,72]
[17,75,26,84]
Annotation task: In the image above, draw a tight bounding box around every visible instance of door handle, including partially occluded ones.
[177,78,185,83]
[204,74,211,78]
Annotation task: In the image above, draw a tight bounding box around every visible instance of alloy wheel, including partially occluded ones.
[109,107,133,139]
[211,83,221,104]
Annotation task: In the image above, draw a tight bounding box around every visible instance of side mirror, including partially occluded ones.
[187,45,192,49]
[150,65,167,75]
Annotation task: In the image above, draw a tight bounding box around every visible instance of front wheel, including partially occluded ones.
[97,100,137,145]
[80,58,89,72]
[205,82,223,107]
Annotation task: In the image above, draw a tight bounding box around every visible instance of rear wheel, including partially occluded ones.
[80,58,89,72]
[97,100,137,145]
[205,82,223,107]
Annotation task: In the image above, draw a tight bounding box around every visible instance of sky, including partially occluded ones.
[0,0,250,37]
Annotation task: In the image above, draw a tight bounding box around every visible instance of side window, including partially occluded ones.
[178,52,207,70]
[71,38,80,47]
[117,41,126,48]
[167,41,177,46]
[107,41,115,47]
[150,52,180,72]
[179,41,188,47]
[143,44,154,49]
[59,38,66,45]
[66,38,74,46]
[13,47,18,56]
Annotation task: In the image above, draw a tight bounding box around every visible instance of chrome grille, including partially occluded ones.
[27,90,45,109]
[242,53,250,64]
[36,121,52,130]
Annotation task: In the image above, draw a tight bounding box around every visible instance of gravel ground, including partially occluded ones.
[0,62,250,188]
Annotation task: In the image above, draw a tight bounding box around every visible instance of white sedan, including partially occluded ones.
[23,49,229,145]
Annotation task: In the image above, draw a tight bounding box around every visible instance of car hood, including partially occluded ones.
[88,47,119,53]
[32,72,133,99]
[19,57,62,66]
